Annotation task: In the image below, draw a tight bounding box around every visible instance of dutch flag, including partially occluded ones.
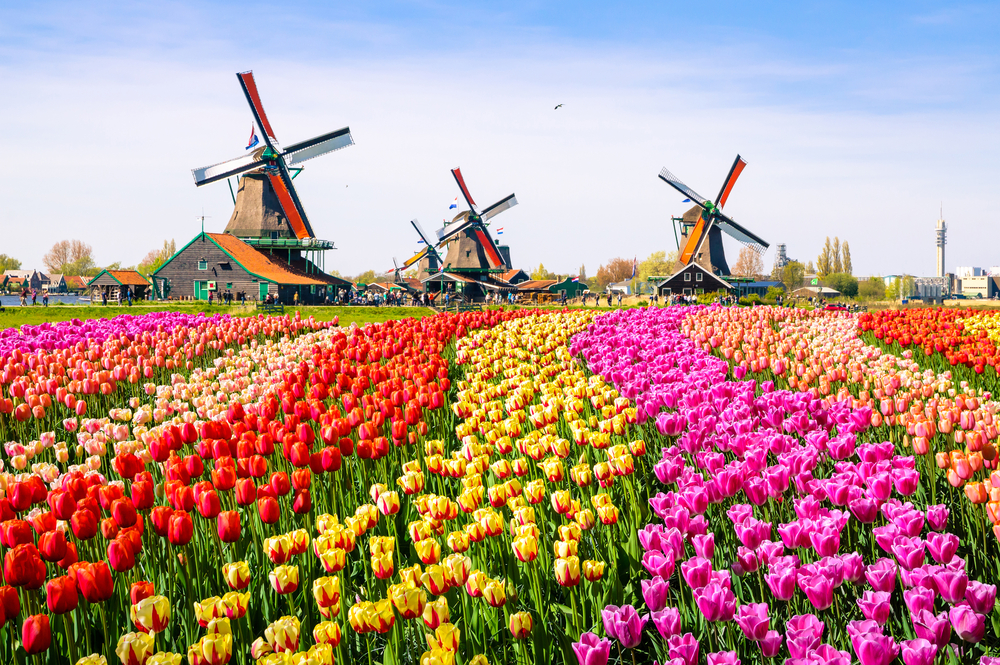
[496,227,504,235]
[572,277,579,283]
[246,126,260,150]
[449,197,458,209]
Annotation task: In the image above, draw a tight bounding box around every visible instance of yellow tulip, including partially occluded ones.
[264,534,291,564]
[422,564,450,595]
[205,617,231,636]
[389,582,428,620]
[145,654,183,665]
[130,594,170,634]
[288,528,310,555]
[422,597,450,630]
[312,576,341,608]
[369,536,395,556]
[415,538,442,565]
[268,565,300,595]
[583,559,606,582]
[115,633,154,665]
[313,621,342,646]
[426,622,460,651]
[511,534,538,563]
[199,632,233,665]
[554,556,581,587]
[318,547,346,574]
[193,596,225,627]
[221,561,250,590]
[264,615,301,653]
[483,579,507,608]
[307,643,335,665]
[75,656,109,665]
[400,563,423,587]
[221,592,250,620]
[446,531,470,553]
[509,611,533,639]
[419,649,456,665]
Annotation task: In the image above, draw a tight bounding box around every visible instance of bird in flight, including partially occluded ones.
[554,104,563,110]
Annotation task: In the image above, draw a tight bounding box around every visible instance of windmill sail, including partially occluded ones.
[715,213,769,253]
[283,128,354,166]
[481,194,518,222]
[715,155,747,208]
[192,153,267,186]
[658,168,708,208]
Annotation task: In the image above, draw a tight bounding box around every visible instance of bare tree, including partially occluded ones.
[730,246,764,279]
[43,240,95,275]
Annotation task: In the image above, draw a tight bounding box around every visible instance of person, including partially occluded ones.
[208,291,214,306]
[126,287,133,307]
[116,288,122,307]
[31,289,37,306]
[617,292,622,306]
[20,289,27,306]
[101,290,107,306]
[293,291,299,306]
[606,292,611,307]
[42,291,49,307]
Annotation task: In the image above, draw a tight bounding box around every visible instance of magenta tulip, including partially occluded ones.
[857,591,892,625]
[900,638,937,665]
[668,633,699,665]
[949,606,985,643]
[572,632,611,665]
[641,577,670,612]
[926,532,959,565]
[912,610,951,648]
[965,581,997,614]
[693,582,736,622]
[651,607,681,640]
[734,603,769,641]
[785,614,824,658]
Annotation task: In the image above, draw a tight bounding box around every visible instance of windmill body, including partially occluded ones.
[659,155,768,277]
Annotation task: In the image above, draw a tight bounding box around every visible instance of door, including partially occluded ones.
[194,281,208,300]
[259,282,269,300]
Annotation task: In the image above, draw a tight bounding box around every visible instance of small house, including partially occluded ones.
[656,264,732,297]
[45,274,67,293]
[88,270,151,301]
[548,277,588,299]
[500,268,530,285]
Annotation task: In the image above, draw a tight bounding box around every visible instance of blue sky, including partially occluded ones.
[2,1,999,277]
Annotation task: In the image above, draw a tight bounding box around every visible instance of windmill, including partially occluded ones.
[191,70,354,241]
[401,220,443,275]
[436,168,517,271]
[659,155,768,276]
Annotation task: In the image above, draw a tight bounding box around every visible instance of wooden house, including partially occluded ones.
[44,274,67,293]
[656,263,732,297]
[152,232,351,304]
[88,270,150,301]
[549,277,589,299]
[500,268,530,285]
[4,270,44,291]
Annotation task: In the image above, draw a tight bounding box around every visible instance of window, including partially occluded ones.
[198,260,208,271]
[696,272,703,282]
[220,263,233,271]
[683,288,692,295]
[225,283,233,289]
[684,272,692,282]
[696,289,704,295]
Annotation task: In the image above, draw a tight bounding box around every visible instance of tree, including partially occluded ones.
[886,278,899,301]
[136,239,177,276]
[578,265,587,282]
[858,276,885,300]
[816,238,835,277]
[531,263,556,280]
[730,246,764,279]
[825,272,858,297]
[0,254,21,271]
[842,242,853,275]
[594,258,635,291]
[805,261,815,274]
[780,261,805,290]
[901,275,915,299]
[43,240,94,274]
[353,270,378,284]
[831,238,843,274]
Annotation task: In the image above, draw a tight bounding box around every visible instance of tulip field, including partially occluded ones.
[2,306,1000,665]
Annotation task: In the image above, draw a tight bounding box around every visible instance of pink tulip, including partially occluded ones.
[798,574,834,611]
[900,638,937,665]
[785,614,824,658]
[734,603,769,641]
[857,591,892,625]
[765,564,797,601]
[707,651,739,665]
[601,605,647,649]
[668,633,699,665]
[926,532,959,565]
[932,568,968,604]
[692,582,736,622]
[965,581,997,614]
[681,557,712,589]
[759,630,783,658]
[912,610,951,648]
[651,607,681,640]
[903,587,936,616]
[949,606,985,643]
[572,632,611,665]
[691,533,715,560]
[891,510,925,538]
[641,577,670,612]
[891,537,925,571]
[925,505,949,531]
[840,552,865,584]
[808,525,841,557]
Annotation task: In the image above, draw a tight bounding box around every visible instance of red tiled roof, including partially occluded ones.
[516,279,558,291]
[207,233,339,286]
[64,276,88,289]
[108,270,150,286]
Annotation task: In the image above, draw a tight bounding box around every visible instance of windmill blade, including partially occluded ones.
[283,127,354,166]
[679,213,710,265]
[192,153,267,186]
[481,194,518,222]
[237,71,279,148]
[658,167,708,209]
[473,226,505,269]
[436,212,476,244]
[393,257,400,271]
[451,168,479,215]
[714,211,769,253]
[715,155,747,209]
[266,169,314,239]
[410,219,435,246]
[402,248,428,269]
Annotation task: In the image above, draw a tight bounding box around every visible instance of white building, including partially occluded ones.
[962,275,996,298]
[956,267,983,278]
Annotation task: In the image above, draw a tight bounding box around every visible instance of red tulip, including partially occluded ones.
[131,481,154,511]
[57,542,78,570]
[47,490,77,521]
[168,511,194,546]
[196,490,221,519]
[112,498,138,528]
[235,478,257,506]
[31,511,56,535]
[150,506,173,538]
[258,496,280,524]
[292,489,312,514]
[0,520,33,548]
[46,575,79,614]
[108,536,136,572]
[38,529,68,562]
[0,585,19,622]
[75,560,114,603]
[22,614,51,655]
[218,511,241,543]
[131,580,155,605]
[4,543,41,588]
[101,517,120,541]
[270,472,290,496]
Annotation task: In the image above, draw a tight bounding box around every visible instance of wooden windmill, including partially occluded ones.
[659,155,768,276]
[436,167,517,272]
[400,219,443,275]
[191,71,354,248]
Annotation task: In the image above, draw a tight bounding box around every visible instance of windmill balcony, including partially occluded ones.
[238,237,335,251]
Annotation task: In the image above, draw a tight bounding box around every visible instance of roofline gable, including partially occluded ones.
[657,263,732,290]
